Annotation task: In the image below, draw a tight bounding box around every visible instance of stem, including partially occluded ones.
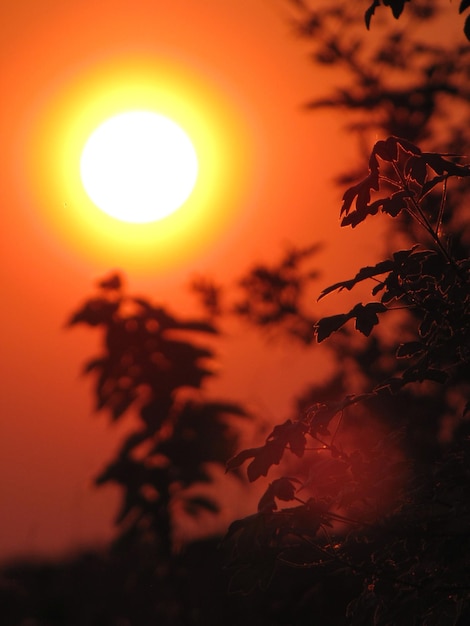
[391,162,455,266]
[436,176,447,240]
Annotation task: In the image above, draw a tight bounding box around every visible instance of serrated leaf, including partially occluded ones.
[351,302,387,336]
[314,313,350,342]
[374,136,399,161]
[404,156,427,185]
[226,448,259,472]
[397,137,421,155]
[247,439,286,482]
[318,259,395,300]
[380,192,409,217]
[258,477,300,512]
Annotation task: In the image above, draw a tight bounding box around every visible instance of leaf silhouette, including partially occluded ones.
[258,477,301,512]
[318,259,395,300]
[351,302,387,336]
[314,313,350,342]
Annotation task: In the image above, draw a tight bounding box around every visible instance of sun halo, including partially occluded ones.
[23,56,256,274]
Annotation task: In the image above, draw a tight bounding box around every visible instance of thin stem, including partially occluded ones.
[436,176,447,240]
[391,161,455,266]
[330,409,344,447]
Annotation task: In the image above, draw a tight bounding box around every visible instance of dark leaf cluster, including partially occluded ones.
[293,1,470,154]
[339,136,470,229]
[69,275,248,546]
[225,136,470,622]
[233,243,321,343]
[366,0,470,40]
[314,139,470,391]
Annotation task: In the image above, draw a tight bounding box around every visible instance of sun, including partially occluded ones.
[79,110,199,223]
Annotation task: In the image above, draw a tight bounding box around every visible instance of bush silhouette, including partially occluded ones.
[3,3,470,625]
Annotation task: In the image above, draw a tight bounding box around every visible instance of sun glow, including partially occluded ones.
[80,111,199,223]
[22,55,257,273]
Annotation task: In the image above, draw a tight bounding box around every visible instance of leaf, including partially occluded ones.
[404,156,427,185]
[423,153,470,177]
[365,0,380,28]
[314,313,350,342]
[227,420,307,482]
[249,437,289,482]
[374,136,399,162]
[396,137,421,156]
[318,259,395,300]
[460,0,470,13]
[247,441,286,482]
[351,302,387,336]
[377,191,409,217]
[258,477,301,512]
[315,301,387,342]
[289,498,327,534]
[340,180,371,218]
[340,152,379,227]
[364,1,412,28]
[372,282,386,296]
[387,0,410,19]
[226,447,259,472]
[465,14,470,40]
[308,402,341,436]
[396,342,425,358]
[419,174,447,199]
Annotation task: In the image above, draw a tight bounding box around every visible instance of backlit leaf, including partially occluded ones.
[351,302,387,336]
[314,313,350,342]
[258,477,301,512]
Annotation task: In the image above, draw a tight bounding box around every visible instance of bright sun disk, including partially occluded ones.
[80,110,198,223]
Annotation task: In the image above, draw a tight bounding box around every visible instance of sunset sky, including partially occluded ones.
[0,0,427,562]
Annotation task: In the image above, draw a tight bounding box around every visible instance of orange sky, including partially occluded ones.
[0,0,398,562]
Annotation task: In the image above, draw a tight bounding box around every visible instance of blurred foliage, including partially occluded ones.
[4,2,470,625]
[66,274,248,551]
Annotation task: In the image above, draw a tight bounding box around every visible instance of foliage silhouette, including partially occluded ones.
[224,137,470,623]
[364,0,470,40]
[67,273,248,550]
[216,15,470,621]
[4,3,470,626]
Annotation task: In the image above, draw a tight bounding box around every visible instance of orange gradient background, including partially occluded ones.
[4,0,451,562]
